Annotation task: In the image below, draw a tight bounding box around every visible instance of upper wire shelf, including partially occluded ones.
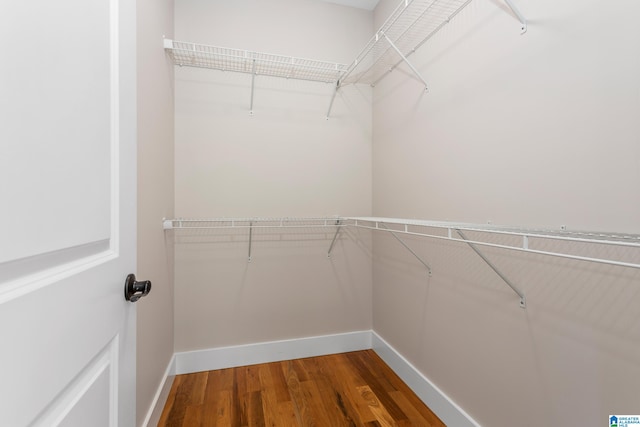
[163,217,344,230]
[164,39,347,84]
[340,0,527,88]
[342,0,472,86]
[164,0,526,116]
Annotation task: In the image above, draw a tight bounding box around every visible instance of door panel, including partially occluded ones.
[0,0,137,425]
[32,335,116,427]
[0,0,113,264]
[58,368,111,427]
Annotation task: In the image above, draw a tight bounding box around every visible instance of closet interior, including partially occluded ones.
[139,0,640,426]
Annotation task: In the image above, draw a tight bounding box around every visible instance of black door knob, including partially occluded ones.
[124,274,151,302]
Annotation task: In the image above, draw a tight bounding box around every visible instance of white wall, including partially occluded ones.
[373,0,640,233]
[136,0,175,425]
[371,0,640,426]
[173,0,374,352]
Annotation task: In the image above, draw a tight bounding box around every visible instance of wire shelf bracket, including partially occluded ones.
[249,59,257,115]
[379,223,432,276]
[326,81,341,120]
[503,0,527,34]
[381,31,429,90]
[327,219,343,257]
[248,221,254,262]
[456,229,526,308]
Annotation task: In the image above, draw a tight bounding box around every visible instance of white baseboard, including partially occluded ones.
[371,331,481,427]
[174,330,372,375]
[141,355,176,427]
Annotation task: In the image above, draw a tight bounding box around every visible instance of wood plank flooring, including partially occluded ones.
[158,350,445,427]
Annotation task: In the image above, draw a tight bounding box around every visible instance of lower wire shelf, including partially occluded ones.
[164,216,640,308]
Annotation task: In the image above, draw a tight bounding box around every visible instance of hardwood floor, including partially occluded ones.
[158,350,445,426]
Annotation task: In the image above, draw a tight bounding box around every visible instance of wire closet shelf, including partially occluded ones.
[164,0,526,116]
[164,217,640,309]
[163,217,344,230]
[348,217,640,270]
[340,0,526,88]
[164,39,347,84]
[164,217,640,270]
[164,217,346,263]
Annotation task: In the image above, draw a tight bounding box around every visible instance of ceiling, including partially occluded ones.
[314,0,380,11]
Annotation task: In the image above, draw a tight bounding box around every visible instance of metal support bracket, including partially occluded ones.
[327,219,342,257]
[456,229,526,308]
[249,59,256,115]
[502,0,527,34]
[248,221,253,262]
[380,223,432,276]
[326,81,340,120]
[380,32,428,91]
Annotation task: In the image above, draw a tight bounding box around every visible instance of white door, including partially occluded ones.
[0,1,139,426]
